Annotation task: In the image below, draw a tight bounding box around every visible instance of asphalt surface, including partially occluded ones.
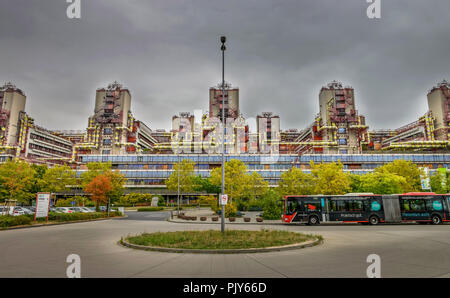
[1,211,450,278]
[123,210,171,221]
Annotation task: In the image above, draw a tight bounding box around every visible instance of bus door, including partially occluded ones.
[446,196,450,221]
[283,197,301,223]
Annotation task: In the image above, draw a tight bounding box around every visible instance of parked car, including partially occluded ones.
[68,207,83,213]
[16,207,34,215]
[55,207,72,214]
[98,206,116,212]
[0,206,25,216]
[80,207,94,213]
[26,206,36,213]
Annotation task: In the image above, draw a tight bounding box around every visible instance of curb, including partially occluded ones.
[0,215,127,231]
[167,217,284,225]
[119,237,323,254]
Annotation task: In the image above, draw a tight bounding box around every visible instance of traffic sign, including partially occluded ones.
[220,194,228,205]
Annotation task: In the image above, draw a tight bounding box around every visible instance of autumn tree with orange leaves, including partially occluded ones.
[84,174,112,212]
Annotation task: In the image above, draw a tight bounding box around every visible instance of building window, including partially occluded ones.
[338,139,347,145]
[102,150,111,155]
[338,128,346,134]
[104,128,112,135]
[103,139,112,146]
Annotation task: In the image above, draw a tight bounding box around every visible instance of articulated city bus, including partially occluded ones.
[282,193,450,225]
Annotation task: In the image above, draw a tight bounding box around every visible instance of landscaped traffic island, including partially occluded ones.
[121,230,323,253]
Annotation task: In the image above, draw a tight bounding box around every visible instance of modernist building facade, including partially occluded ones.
[0,79,448,193]
[77,153,450,195]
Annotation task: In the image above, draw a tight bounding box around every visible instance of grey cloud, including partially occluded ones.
[0,0,449,131]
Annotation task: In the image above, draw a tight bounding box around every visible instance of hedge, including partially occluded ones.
[0,211,122,228]
[0,215,32,228]
[137,207,164,212]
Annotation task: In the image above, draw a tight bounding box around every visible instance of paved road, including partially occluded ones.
[1,213,450,278]
[122,211,171,221]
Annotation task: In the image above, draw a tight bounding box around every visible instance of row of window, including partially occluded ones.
[76,169,378,179]
[400,198,444,212]
[80,154,450,164]
[30,133,72,150]
[28,143,71,158]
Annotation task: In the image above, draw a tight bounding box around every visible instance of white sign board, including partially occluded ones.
[151,197,159,207]
[34,193,51,220]
[420,167,431,190]
[220,194,228,205]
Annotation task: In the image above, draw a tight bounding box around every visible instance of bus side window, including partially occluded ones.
[349,200,363,211]
[329,200,337,212]
[410,199,425,212]
[336,200,347,212]
[401,199,410,211]
[362,200,369,211]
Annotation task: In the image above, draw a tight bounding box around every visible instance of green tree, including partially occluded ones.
[166,159,196,194]
[347,173,363,193]
[375,160,422,192]
[30,164,48,195]
[261,189,283,220]
[359,172,406,194]
[430,171,448,194]
[0,160,36,205]
[244,172,269,199]
[310,161,351,195]
[277,167,316,197]
[192,175,221,194]
[41,165,76,196]
[119,193,140,206]
[209,159,249,203]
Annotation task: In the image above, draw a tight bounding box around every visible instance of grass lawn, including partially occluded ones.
[125,230,321,250]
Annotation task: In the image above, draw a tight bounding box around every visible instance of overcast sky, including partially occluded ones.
[0,0,449,132]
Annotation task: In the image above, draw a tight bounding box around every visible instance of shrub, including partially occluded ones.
[154,195,165,207]
[198,195,216,205]
[137,207,164,212]
[0,215,32,228]
[261,190,283,220]
[44,211,121,222]
[225,203,237,218]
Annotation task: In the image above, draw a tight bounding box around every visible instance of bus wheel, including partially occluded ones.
[308,215,320,225]
[369,215,379,225]
[431,215,442,225]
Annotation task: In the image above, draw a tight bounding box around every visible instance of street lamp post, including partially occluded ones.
[220,36,226,233]
[177,152,180,215]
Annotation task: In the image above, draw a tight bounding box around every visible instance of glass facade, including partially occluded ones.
[76,154,450,187]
